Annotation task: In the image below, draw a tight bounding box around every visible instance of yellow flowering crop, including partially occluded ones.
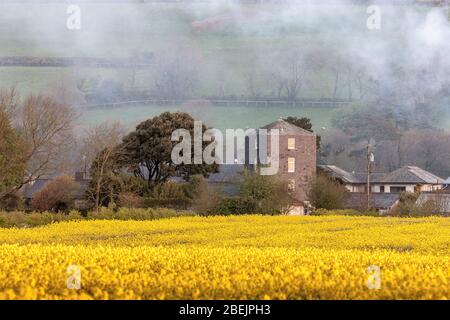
[0,215,448,299]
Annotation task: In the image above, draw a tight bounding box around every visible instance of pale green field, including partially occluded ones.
[79,104,334,131]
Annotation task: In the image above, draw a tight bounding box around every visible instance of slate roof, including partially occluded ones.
[318,165,359,183]
[21,178,90,199]
[261,119,316,136]
[318,165,384,184]
[379,166,445,184]
[22,179,51,199]
[168,164,244,196]
[207,164,245,183]
[319,165,444,185]
[344,193,400,210]
[416,192,450,213]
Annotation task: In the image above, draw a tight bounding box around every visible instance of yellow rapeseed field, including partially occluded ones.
[0,215,448,300]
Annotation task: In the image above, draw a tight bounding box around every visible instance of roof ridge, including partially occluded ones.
[261,118,316,136]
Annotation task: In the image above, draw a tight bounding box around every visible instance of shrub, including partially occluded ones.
[391,192,446,217]
[213,197,258,215]
[143,197,192,209]
[307,173,346,210]
[147,181,190,200]
[0,193,24,211]
[312,208,379,217]
[0,208,195,228]
[0,210,83,228]
[86,207,194,221]
[31,176,80,212]
[117,192,144,208]
[186,175,221,215]
[236,170,294,215]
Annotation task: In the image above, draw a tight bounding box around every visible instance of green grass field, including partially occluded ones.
[79,104,335,131]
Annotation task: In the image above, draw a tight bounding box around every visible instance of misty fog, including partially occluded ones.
[1,0,450,175]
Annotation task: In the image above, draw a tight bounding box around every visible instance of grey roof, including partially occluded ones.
[319,165,444,185]
[318,165,384,184]
[21,178,90,199]
[261,119,316,136]
[354,172,386,183]
[416,192,450,213]
[379,166,445,184]
[318,165,360,183]
[207,164,245,183]
[344,193,400,210]
[22,179,51,199]
[168,164,245,184]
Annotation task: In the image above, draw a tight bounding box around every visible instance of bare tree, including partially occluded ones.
[20,94,78,181]
[0,90,78,198]
[152,44,201,100]
[81,122,126,211]
[0,87,20,119]
[45,76,85,106]
[243,61,263,99]
[79,121,125,172]
[269,49,310,101]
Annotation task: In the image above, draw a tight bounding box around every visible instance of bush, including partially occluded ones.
[0,208,195,228]
[213,197,258,215]
[390,192,446,217]
[312,208,379,217]
[307,173,346,210]
[147,181,190,199]
[86,207,194,221]
[236,170,294,215]
[187,175,221,215]
[0,210,83,228]
[143,197,192,209]
[0,193,24,211]
[31,176,80,212]
[117,192,144,208]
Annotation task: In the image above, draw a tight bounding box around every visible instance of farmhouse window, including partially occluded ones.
[390,186,406,193]
[288,138,295,150]
[288,157,295,173]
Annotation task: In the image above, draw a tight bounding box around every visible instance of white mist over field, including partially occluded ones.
[0,0,449,131]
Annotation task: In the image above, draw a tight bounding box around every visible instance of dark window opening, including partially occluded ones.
[391,186,406,193]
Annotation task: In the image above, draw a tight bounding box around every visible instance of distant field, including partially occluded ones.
[79,104,335,131]
[0,3,410,98]
[0,215,448,299]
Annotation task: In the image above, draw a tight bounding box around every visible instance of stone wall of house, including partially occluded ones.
[276,133,317,203]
